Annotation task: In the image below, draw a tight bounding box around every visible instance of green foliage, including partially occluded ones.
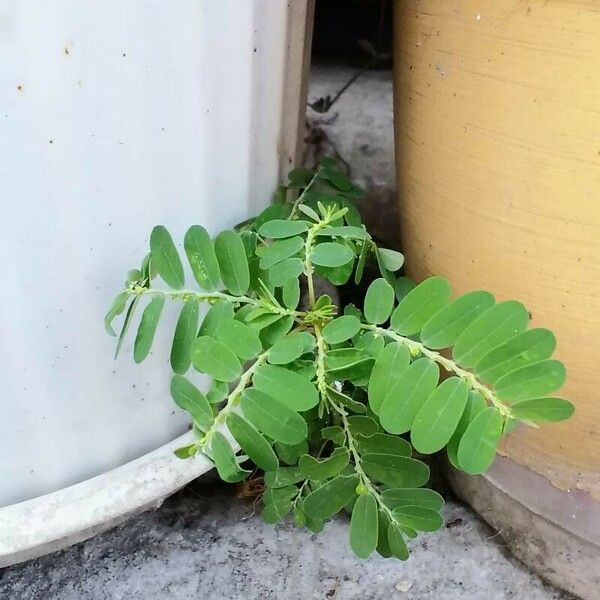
[106,158,573,563]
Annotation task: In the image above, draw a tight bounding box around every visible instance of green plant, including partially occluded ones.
[105,158,573,561]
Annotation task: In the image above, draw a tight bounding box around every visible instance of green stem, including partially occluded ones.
[303,212,335,311]
[360,323,509,416]
[130,286,300,318]
[328,398,396,523]
[288,167,322,221]
[314,324,330,412]
[197,352,269,449]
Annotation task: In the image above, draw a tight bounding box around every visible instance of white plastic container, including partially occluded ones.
[0,0,312,565]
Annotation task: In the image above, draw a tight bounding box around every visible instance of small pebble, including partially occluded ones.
[395,580,413,592]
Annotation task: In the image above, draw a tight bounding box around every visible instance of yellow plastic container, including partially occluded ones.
[393,1,600,596]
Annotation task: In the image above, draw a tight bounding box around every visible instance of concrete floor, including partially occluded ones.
[0,66,575,600]
[0,480,572,600]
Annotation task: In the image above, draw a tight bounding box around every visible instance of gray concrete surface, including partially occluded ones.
[305,64,399,248]
[0,66,575,600]
[0,480,573,600]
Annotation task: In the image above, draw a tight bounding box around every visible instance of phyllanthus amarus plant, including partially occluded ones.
[105,158,574,561]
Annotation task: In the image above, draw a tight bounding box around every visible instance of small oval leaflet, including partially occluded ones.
[452,300,529,368]
[379,358,440,435]
[199,301,234,337]
[411,376,469,454]
[216,319,262,361]
[240,388,307,445]
[510,397,574,422]
[364,278,395,324]
[494,359,566,402]
[226,412,278,472]
[381,487,444,511]
[361,454,430,488]
[392,505,444,532]
[252,363,319,411]
[258,219,309,239]
[170,375,213,431]
[302,475,359,520]
[390,276,451,336]
[299,447,350,480]
[311,242,354,267]
[259,236,305,270]
[184,225,220,291]
[282,277,300,309]
[191,336,241,382]
[354,433,412,457]
[268,257,304,287]
[133,296,165,363]
[214,230,250,296]
[421,290,495,349]
[446,390,487,469]
[210,431,251,483]
[350,493,378,558]
[316,225,369,240]
[322,315,361,344]
[475,328,556,383]
[368,343,411,414]
[170,301,200,374]
[457,406,503,474]
[268,332,315,365]
[388,522,409,561]
[150,225,185,289]
[377,248,404,272]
